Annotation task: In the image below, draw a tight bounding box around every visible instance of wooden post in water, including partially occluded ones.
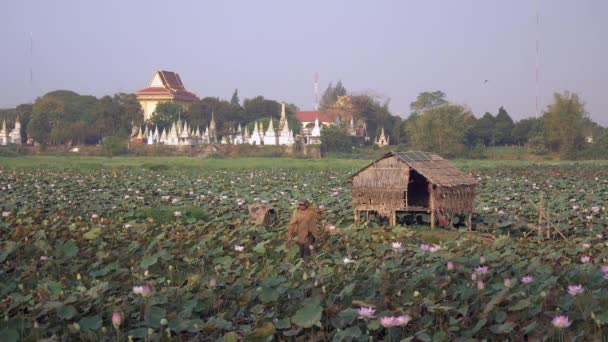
[538,192,544,238]
[430,190,435,230]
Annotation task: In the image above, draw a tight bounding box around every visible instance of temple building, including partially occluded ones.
[135,70,199,121]
[0,118,22,145]
[263,118,277,145]
[375,127,390,146]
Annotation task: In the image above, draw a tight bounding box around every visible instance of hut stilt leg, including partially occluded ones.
[354,210,359,226]
[467,213,472,231]
[429,185,435,230]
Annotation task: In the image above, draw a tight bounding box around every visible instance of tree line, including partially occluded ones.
[0,85,605,159]
[318,84,606,159]
[0,89,302,146]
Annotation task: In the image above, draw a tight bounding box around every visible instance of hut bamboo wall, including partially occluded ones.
[351,156,408,217]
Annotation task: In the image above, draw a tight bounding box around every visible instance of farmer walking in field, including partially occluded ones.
[286,198,321,258]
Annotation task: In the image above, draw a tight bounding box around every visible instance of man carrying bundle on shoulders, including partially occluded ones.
[286,198,322,258]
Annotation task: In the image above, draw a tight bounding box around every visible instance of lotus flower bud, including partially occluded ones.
[160,318,168,326]
[141,285,152,297]
[112,312,122,329]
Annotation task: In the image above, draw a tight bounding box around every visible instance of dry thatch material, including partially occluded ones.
[350,151,477,226]
[248,204,279,226]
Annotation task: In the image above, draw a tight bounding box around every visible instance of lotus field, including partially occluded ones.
[2,161,608,341]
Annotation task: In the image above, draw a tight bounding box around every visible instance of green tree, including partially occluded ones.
[410,91,448,112]
[114,93,143,127]
[320,126,353,153]
[542,91,587,159]
[406,104,474,157]
[467,113,495,146]
[150,102,182,132]
[230,89,240,107]
[319,81,347,110]
[93,96,122,139]
[512,117,544,145]
[493,107,514,145]
[243,96,281,122]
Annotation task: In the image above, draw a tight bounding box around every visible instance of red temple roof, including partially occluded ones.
[135,70,199,102]
[295,111,331,123]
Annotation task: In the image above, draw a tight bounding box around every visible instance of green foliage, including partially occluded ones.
[26,90,141,145]
[319,80,347,110]
[101,136,128,156]
[150,102,182,131]
[409,90,448,112]
[230,88,240,107]
[2,163,608,340]
[543,91,587,159]
[406,103,474,157]
[320,126,354,153]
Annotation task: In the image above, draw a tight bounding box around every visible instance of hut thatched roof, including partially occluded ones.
[350,151,477,187]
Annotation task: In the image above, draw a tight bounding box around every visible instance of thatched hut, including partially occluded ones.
[350,151,477,228]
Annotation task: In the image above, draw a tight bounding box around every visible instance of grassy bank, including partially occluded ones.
[2,155,608,172]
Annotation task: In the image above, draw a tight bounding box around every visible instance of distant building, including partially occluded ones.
[375,127,390,146]
[0,118,22,145]
[135,70,199,121]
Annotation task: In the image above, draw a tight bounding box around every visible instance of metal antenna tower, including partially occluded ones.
[314,72,319,110]
[535,1,540,117]
[29,32,34,87]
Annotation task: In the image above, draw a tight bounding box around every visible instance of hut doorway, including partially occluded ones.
[406,170,429,209]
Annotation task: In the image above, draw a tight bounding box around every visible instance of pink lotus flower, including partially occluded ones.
[582,243,591,249]
[471,273,477,281]
[394,315,411,326]
[420,244,430,251]
[477,280,485,290]
[40,256,48,261]
[112,312,122,329]
[581,255,591,264]
[392,242,402,251]
[474,265,489,275]
[446,261,454,270]
[140,285,152,297]
[504,278,512,288]
[429,245,441,253]
[567,284,584,296]
[380,315,411,328]
[572,205,580,210]
[133,286,143,294]
[601,265,608,274]
[592,206,600,213]
[91,213,99,219]
[479,256,486,263]
[521,275,534,284]
[380,316,397,328]
[234,245,244,252]
[309,244,314,251]
[327,224,336,231]
[357,307,375,319]
[551,315,571,329]
[2,211,11,217]
[174,211,182,217]
[209,278,217,287]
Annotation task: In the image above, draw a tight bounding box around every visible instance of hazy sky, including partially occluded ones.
[2,0,607,125]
